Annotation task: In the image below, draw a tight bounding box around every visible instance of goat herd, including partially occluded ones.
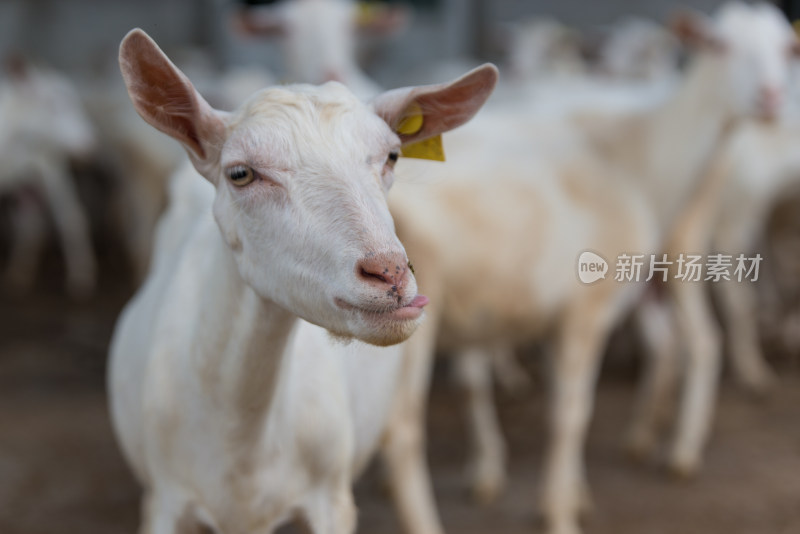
[3,1,800,533]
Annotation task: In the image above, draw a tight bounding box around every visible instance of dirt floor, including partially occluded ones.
[1,266,799,534]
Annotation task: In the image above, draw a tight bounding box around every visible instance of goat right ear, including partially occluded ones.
[119,29,228,179]
[371,63,499,146]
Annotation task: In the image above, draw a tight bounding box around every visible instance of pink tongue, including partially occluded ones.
[407,295,429,308]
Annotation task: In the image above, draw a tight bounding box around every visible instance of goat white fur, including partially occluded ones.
[628,99,800,464]
[598,17,681,81]
[237,0,405,99]
[0,64,97,297]
[505,18,585,81]
[108,28,496,534]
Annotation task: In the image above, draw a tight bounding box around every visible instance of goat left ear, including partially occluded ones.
[371,64,499,146]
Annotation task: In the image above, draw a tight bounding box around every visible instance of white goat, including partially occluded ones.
[108,28,496,534]
[628,91,800,461]
[384,4,799,534]
[235,0,406,99]
[505,18,586,81]
[495,38,678,121]
[492,15,681,119]
[0,61,97,298]
[598,17,681,81]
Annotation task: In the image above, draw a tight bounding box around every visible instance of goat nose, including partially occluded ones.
[357,252,410,295]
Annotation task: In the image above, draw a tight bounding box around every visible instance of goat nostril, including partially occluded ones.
[360,267,389,285]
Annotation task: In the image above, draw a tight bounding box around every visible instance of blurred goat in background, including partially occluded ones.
[0,57,97,298]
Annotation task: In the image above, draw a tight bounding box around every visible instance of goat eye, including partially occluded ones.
[227,165,255,186]
[387,151,399,164]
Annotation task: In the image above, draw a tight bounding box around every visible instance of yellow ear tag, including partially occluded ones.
[401,135,445,161]
[395,103,445,162]
[397,108,423,135]
[356,2,378,26]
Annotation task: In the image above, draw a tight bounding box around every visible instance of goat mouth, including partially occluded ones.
[335,295,429,321]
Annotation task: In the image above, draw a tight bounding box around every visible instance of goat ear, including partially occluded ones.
[118,29,227,177]
[669,10,726,53]
[371,63,499,146]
